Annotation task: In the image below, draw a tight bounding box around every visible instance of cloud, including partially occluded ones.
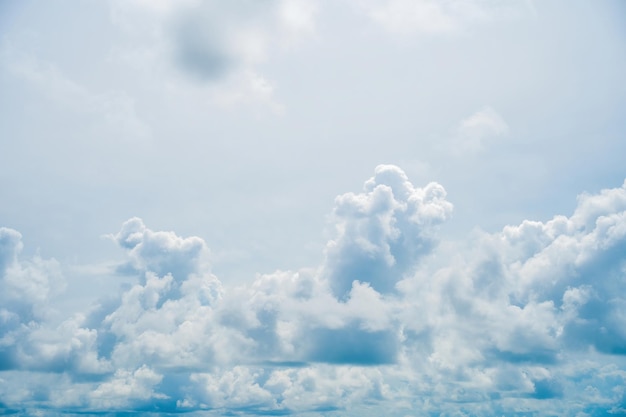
[110,217,209,279]
[167,0,318,77]
[0,227,64,320]
[211,70,285,115]
[448,106,509,154]
[172,14,235,81]
[0,228,109,377]
[1,167,626,415]
[107,0,316,112]
[356,0,532,36]
[0,42,151,142]
[104,0,318,114]
[90,365,165,410]
[324,164,453,299]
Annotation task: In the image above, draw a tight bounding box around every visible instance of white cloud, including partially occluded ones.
[0,228,110,379]
[1,167,626,415]
[448,106,509,154]
[357,0,531,35]
[90,365,165,409]
[2,0,626,414]
[110,217,210,280]
[188,367,274,410]
[210,70,285,115]
[324,164,452,298]
[16,315,111,375]
[0,42,151,143]
[0,227,64,321]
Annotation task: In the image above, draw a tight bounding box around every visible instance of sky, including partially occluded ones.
[1,0,626,415]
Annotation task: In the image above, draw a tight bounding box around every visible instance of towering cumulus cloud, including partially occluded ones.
[1,168,626,416]
[324,164,452,298]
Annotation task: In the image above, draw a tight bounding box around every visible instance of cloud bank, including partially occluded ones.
[1,166,626,415]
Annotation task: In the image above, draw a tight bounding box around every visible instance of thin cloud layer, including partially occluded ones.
[1,166,626,415]
[356,0,532,35]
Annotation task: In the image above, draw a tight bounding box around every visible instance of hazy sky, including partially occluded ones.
[1,0,626,415]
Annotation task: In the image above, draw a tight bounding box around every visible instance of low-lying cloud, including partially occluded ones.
[1,166,626,415]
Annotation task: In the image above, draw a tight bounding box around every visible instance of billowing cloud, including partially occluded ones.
[0,227,64,323]
[324,164,452,298]
[111,216,209,279]
[1,167,626,415]
[0,227,105,376]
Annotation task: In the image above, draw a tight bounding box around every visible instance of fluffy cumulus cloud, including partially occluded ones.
[1,167,626,415]
[0,227,69,372]
[324,164,453,298]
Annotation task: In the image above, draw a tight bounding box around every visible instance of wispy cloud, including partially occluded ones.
[452,106,509,154]
[0,41,151,142]
[355,0,532,35]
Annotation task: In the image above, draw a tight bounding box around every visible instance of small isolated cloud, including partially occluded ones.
[2,168,626,415]
[210,70,285,115]
[447,106,509,154]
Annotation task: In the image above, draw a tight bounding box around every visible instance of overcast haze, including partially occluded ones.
[1,0,626,415]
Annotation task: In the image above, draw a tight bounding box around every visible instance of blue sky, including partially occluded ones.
[1,0,626,415]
